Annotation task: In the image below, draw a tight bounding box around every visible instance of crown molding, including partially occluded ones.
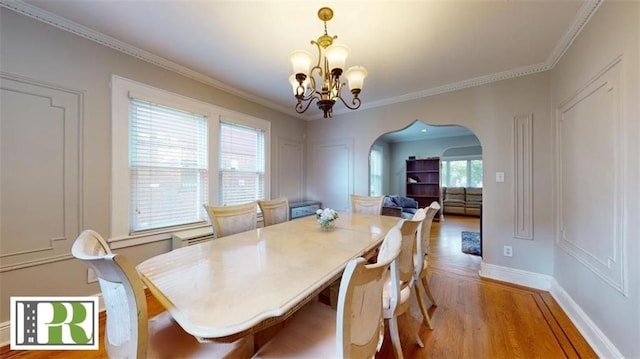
[0,0,297,118]
[545,0,603,68]
[2,0,601,121]
[331,0,603,117]
[348,62,550,116]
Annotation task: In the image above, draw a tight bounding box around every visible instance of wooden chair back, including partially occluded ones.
[350,194,384,215]
[413,202,441,330]
[414,201,440,273]
[203,201,257,238]
[337,226,402,357]
[397,211,424,285]
[418,201,441,257]
[257,198,290,226]
[71,230,148,359]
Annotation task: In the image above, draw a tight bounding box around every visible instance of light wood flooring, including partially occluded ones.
[1,215,597,359]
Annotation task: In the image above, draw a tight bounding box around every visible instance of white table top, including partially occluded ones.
[137,212,400,341]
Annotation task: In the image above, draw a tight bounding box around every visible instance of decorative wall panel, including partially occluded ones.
[311,139,353,212]
[0,73,83,271]
[555,58,626,294]
[275,137,303,201]
[514,114,533,239]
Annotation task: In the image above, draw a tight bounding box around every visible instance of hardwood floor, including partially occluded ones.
[376,215,597,359]
[1,215,597,358]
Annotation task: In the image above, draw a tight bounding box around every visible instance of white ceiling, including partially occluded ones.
[8,0,598,121]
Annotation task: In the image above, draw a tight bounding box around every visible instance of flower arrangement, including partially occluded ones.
[316,208,339,231]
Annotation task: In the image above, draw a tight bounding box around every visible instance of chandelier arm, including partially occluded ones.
[310,41,323,75]
[295,95,319,114]
[290,7,365,118]
[309,65,323,88]
[300,75,318,102]
[336,93,362,110]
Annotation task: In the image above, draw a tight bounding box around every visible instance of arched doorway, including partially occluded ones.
[369,120,483,254]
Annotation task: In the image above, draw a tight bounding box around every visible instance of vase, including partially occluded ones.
[320,221,335,232]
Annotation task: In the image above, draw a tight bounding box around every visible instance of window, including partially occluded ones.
[370,146,383,196]
[111,75,270,242]
[441,158,483,187]
[219,121,265,205]
[129,98,208,232]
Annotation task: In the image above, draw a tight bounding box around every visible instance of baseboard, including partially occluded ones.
[479,261,553,290]
[0,321,8,349]
[0,292,105,348]
[550,279,624,359]
[479,263,623,357]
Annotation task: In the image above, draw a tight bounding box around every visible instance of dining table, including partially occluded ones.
[136,212,401,343]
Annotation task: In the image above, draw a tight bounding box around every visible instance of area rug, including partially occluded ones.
[461,231,481,256]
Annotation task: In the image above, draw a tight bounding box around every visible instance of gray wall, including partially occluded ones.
[0,10,306,323]
[550,1,639,357]
[1,2,638,356]
[305,2,639,356]
[307,72,555,276]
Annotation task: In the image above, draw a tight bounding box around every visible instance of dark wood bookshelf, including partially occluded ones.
[406,158,442,220]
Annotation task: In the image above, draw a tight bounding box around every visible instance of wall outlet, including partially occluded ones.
[87,268,98,283]
[503,245,513,257]
[496,172,505,182]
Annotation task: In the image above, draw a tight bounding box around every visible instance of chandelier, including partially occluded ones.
[288,7,368,118]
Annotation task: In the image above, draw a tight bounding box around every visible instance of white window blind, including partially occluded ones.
[219,121,265,205]
[129,98,208,232]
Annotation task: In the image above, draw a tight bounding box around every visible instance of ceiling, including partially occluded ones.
[8,1,598,120]
[379,122,474,143]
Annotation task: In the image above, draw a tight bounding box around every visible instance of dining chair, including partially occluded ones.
[350,194,385,215]
[203,201,257,238]
[71,229,253,359]
[383,211,425,359]
[253,226,403,358]
[414,201,441,329]
[257,198,290,226]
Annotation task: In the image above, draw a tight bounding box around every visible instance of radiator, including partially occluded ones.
[171,227,214,249]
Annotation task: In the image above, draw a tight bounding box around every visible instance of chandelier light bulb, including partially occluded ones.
[289,50,313,77]
[325,44,349,73]
[345,66,368,92]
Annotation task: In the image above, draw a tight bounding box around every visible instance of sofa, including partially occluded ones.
[442,187,482,216]
[381,195,419,219]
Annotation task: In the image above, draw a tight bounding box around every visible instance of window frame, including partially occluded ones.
[111,75,270,244]
[218,117,270,207]
[369,145,383,196]
[441,156,483,188]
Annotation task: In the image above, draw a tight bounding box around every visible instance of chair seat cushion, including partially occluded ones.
[403,208,418,215]
[413,253,428,273]
[443,199,465,206]
[393,196,418,209]
[444,187,465,201]
[382,273,411,317]
[254,301,336,358]
[148,311,253,359]
[383,196,399,207]
[400,212,414,220]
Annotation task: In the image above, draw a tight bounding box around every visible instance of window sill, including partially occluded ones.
[108,215,264,249]
[108,223,211,250]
